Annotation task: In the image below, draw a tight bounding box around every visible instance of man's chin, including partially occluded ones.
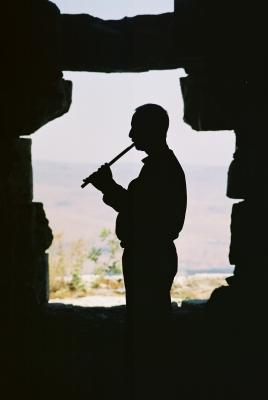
[134,144,145,151]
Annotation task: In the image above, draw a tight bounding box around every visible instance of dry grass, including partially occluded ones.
[89,274,227,300]
[49,234,88,299]
[50,272,227,301]
[171,275,228,300]
[49,233,228,301]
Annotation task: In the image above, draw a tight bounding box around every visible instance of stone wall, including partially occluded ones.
[1,138,53,322]
[2,2,268,399]
[2,0,267,326]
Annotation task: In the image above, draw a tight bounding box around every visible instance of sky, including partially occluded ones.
[31,0,235,167]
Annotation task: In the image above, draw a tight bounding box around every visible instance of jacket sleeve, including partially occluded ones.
[102,181,128,212]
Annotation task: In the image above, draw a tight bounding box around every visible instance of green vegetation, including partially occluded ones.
[49,229,123,299]
[49,234,88,298]
[88,228,122,275]
[49,230,227,301]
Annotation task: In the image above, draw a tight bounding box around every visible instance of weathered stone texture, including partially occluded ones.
[1,1,73,138]
[7,138,33,204]
[1,138,53,316]
[1,2,268,399]
[11,202,53,307]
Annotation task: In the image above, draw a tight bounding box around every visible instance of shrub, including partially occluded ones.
[49,234,88,298]
[88,228,122,276]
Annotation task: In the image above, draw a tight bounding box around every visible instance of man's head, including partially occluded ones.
[129,104,169,153]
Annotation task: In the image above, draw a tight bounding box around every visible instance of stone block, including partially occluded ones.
[8,138,33,203]
[32,253,49,305]
[2,77,73,137]
[229,201,268,267]
[10,202,53,308]
[13,202,53,255]
[1,1,73,137]
[226,156,249,200]
[180,74,244,131]
[227,128,268,199]
[60,12,178,72]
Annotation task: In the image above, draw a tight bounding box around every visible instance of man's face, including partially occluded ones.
[129,113,150,151]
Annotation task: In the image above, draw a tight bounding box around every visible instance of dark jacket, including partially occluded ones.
[103,148,187,248]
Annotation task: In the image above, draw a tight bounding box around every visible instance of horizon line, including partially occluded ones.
[32,157,230,168]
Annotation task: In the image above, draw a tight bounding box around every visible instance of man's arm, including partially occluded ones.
[102,182,127,212]
[90,164,128,212]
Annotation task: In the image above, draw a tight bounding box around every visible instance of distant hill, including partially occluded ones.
[33,159,234,275]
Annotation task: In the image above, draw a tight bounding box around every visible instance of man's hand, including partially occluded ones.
[86,163,114,192]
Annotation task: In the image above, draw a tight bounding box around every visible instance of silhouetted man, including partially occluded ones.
[90,103,186,314]
[90,104,187,398]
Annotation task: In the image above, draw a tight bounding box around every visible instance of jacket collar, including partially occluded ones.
[142,147,172,164]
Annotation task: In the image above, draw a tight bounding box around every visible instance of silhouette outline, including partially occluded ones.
[89,104,187,398]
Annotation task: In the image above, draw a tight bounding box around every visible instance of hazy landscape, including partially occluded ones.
[33,159,234,276]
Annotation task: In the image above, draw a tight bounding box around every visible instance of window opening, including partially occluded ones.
[32,1,235,307]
